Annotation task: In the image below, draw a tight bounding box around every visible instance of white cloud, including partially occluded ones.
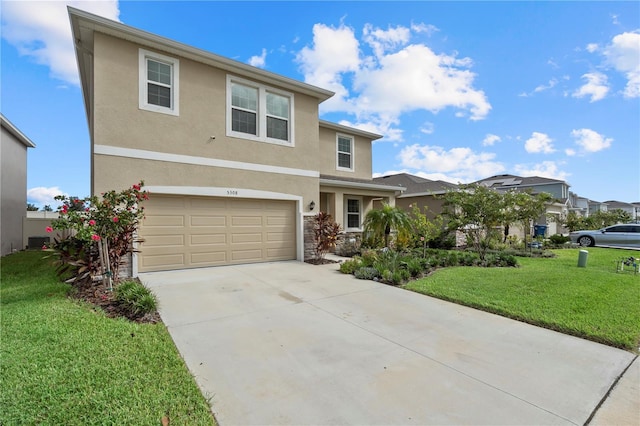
[248,48,267,68]
[27,186,67,208]
[295,23,361,112]
[534,78,558,93]
[565,148,576,156]
[572,72,609,102]
[420,122,435,135]
[362,23,411,58]
[296,22,490,141]
[524,132,555,154]
[603,31,640,98]
[398,144,504,183]
[482,134,501,146]
[586,43,599,53]
[570,128,613,154]
[1,0,120,85]
[514,161,570,181]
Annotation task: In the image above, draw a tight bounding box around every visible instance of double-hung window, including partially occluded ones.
[346,198,362,230]
[139,49,179,116]
[337,134,354,171]
[227,76,294,145]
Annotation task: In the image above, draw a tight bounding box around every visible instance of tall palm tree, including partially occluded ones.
[362,203,411,248]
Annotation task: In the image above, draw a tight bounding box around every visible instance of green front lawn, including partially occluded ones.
[405,248,640,351]
[0,251,215,425]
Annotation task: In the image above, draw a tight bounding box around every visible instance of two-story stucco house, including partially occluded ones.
[69,8,402,274]
[1,114,36,256]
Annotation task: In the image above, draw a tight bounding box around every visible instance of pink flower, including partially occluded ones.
[132,184,141,190]
[46,226,53,233]
[91,234,101,241]
[42,245,47,250]
[112,217,119,223]
[88,219,96,226]
[85,208,90,212]
[420,236,425,241]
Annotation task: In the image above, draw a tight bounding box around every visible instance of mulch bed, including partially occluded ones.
[69,279,161,324]
[305,258,340,265]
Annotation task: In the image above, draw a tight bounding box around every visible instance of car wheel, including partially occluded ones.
[578,236,595,247]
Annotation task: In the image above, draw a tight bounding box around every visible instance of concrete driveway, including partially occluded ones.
[140,261,636,425]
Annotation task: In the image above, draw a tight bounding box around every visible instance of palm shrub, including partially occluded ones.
[114,280,158,318]
[362,203,411,248]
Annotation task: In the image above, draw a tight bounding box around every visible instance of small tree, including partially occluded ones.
[409,204,445,250]
[26,203,39,211]
[312,212,341,263]
[362,203,411,248]
[49,182,149,288]
[441,184,504,260]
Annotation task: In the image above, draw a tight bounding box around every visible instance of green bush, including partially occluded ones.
[114,280,158,318]
[354,267,379,280]
[549,234,570,244]
[404,257,425,277]
[339,258,361,274]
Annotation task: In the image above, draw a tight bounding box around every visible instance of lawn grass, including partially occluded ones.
[404,248,640,351]
[0,250,216,425]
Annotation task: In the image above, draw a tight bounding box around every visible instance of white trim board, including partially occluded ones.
[94,145,319,178]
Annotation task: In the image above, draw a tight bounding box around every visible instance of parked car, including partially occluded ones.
[569,224,640,248]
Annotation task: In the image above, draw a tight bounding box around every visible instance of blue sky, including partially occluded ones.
[2,1,639,208]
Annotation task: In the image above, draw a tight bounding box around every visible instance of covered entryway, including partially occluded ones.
[138,195,296,272]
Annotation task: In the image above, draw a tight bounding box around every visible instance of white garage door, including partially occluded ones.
[138,195,296,272]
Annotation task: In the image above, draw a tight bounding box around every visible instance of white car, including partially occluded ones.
[569,224,640,248]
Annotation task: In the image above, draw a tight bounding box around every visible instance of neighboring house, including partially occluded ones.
[603,200,637,220]
[372,173,458,220]
[589,200,608,215]
[473,174,572,236]
[633,203,640,221]
[1,114,36,256]
[568,192,590,218]
[69,8,402,274]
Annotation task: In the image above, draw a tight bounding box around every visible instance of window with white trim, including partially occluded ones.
[345,198,362,230]
[337,134,354,171]
[227,76,294,145]
[139,49,179,116]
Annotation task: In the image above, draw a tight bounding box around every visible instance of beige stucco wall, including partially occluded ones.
[1,127,28,255]
[92,32,320,206]
[395,196,447,220]
[318,126,373,180]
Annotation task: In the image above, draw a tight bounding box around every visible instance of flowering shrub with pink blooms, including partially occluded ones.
[48,182,149,285]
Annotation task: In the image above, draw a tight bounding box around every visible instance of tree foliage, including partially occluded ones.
[362,203,411,248]
[26,203,39,211]
[442,184,552,259]
[560,209,633,232]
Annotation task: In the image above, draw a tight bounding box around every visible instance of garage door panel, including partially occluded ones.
[190,234,227,245]
[232,233,263,243]
[191,252,227,265]
[139,195,296,272]
[144,234,185,247]
[190,215,226,227]
[231,249,263,261]
[142,253,185,268]
[144,215,185,227]
[232,216,263,226]
[189,198,227,209]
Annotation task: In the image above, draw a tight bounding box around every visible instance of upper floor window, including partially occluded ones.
[139,49,179,116]
[337,134,354,171]
[227,76,294,146]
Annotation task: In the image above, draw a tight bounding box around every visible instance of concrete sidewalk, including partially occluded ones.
[140,261,636,425]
